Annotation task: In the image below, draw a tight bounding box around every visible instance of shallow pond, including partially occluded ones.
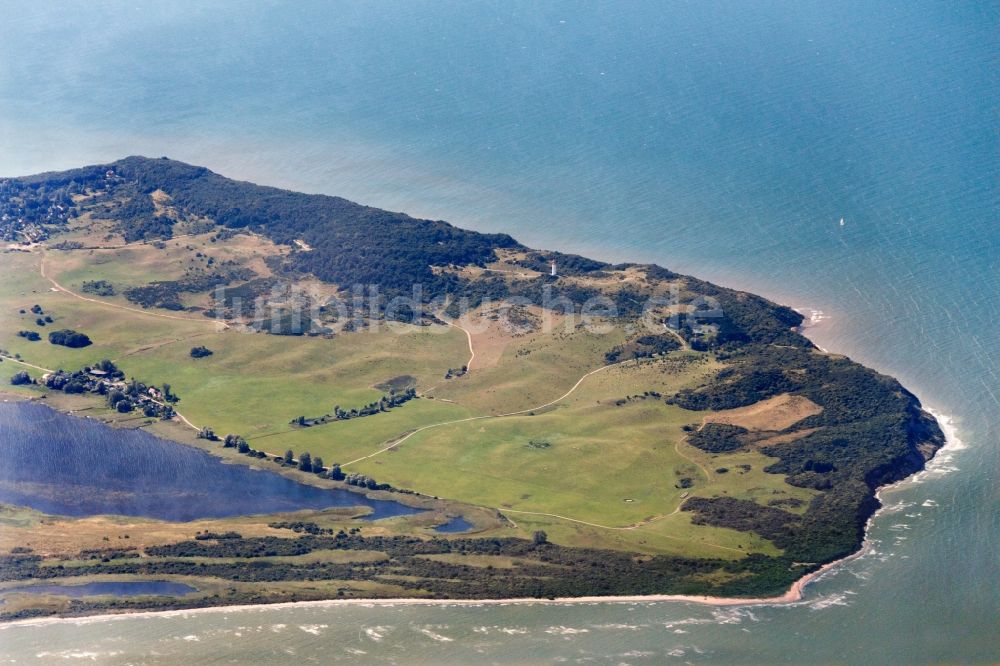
[0,401,423,521]
[434,516,473,533]
[1,581,197,598]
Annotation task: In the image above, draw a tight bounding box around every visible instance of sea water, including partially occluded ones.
[0,1,997,662]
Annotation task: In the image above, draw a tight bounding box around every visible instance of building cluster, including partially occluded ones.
[36,365,175,418]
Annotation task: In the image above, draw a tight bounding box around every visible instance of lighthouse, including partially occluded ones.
[550,259,557,277]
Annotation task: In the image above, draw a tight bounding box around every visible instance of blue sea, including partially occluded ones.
[1,1,997,662]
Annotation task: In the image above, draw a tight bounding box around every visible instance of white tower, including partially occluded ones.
[550,260,557,277]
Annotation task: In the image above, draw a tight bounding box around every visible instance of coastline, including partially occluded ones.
[0,404,960,628]
[0,543,897,630]
[0,571,832,629]
[0,167,952,625]
[0,286,957,627]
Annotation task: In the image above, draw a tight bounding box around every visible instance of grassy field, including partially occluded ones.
[344,353,807,557]
[1,233,822,561]
[0,250,213,373]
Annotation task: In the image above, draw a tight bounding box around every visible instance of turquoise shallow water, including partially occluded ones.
[0,1,998,662]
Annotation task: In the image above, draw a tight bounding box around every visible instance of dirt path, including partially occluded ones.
[343,358,635,466]
[0,352,203,435]
[121,331,217,357]
[499,508,743,554]
[446,320,476,372]
[0,354,54,374]
[38,252,224,326]
[674,439,714,483]
[662,323,690,350]
[341,354,739,546]
[341,360,630,467]
[495,362,619,417]
[162,403,200,431]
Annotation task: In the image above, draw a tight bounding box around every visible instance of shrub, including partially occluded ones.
[48,329,92,348]
[685,424,749,453]
[10,371,31,386]
[190,345,213,358]
[81,280,115,296]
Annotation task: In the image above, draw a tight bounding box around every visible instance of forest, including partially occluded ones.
[13,157,813,344]
[672,343,944,563]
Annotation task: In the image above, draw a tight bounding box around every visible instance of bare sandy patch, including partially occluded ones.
[752,427,821,447]
[702,393,822,432]
[457,304,572,370]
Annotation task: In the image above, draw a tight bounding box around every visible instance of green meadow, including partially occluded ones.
[0,239,818,560]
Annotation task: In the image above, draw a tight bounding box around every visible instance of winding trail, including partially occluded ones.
[661,322,690,350]
[0,355,53,374]
[344,358,631,467]
[39,252,225,326]
[446,320,475,372]
[163,405,200,431]
[500,508,743,554]
[341,345,735,545]
[496,362,620,417]
[675,439,714,483]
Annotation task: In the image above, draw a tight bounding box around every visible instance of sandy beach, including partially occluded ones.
[0,496,901,628]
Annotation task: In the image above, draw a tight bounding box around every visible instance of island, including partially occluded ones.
[0,157,944,620]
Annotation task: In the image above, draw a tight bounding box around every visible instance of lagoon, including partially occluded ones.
[0,401,422,522]
[433,516,474,534]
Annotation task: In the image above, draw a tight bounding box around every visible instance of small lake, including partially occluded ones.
[1,581,197,598]
[0,401,423,522]
[434,516,473,533]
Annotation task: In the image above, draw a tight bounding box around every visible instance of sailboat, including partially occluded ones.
[839,217,845,227]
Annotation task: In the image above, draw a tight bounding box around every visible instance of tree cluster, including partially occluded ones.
[293,389,418,428]
[9,371,32,386]
[48,329,92,348]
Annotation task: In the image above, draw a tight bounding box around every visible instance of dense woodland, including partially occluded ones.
[672,342,944,563]
[0,176,75,242]
[103,157,520,298]
[685,423,750,453]
[11,157,810,344]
